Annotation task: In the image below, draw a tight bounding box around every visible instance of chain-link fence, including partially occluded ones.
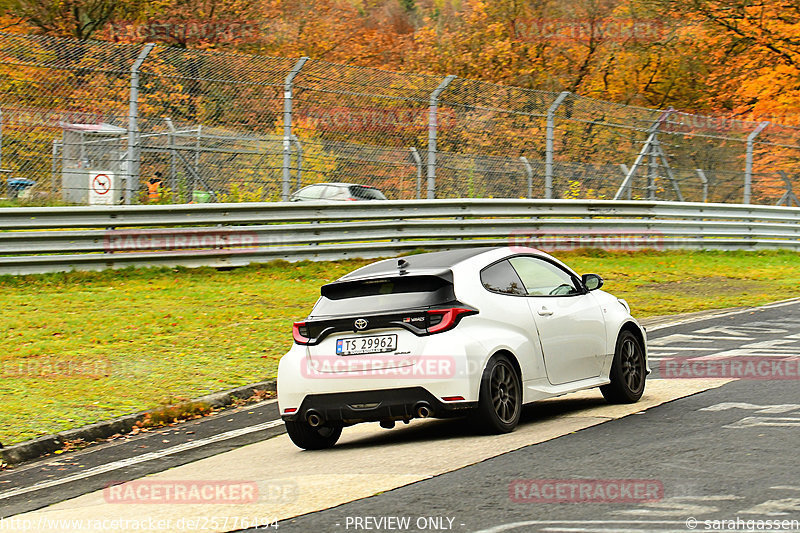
[1,31,799,206]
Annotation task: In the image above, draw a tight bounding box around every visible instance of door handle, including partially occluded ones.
[537,306,553,316]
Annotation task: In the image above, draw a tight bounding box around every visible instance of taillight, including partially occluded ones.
[427,308,477,334]
[293,321,310,344]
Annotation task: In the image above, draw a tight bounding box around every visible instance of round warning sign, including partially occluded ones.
[92,174,111,195]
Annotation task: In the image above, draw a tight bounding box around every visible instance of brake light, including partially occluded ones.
[442,396,465,402]
[293,321,310,344]
[427,308,477,334]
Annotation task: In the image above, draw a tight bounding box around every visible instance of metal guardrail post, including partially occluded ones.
[614,108,674,200]
[409,147,423,199]
[545,91,569,199]
[520,156,533,199]
[282,57,308,202]
[745,121,769,204]
[427,75,456,199]
[125,43,155,205]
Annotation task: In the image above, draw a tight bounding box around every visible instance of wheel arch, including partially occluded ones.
[617,320,649,373]
[487,348,523,381]
[618,320,645,348]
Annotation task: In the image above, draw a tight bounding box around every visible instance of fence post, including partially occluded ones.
[125,43,154,205]
[291,135,302,191]
[696,169,709,203]
[619,164,631,199]
[648,138,659,201]
[614,108,673,200]
[409,147,423,199]
[0,108,4,197]
[165,118,178,201]
[744,121,769,204]
[51,140,59,196]
[193,125,202,198]
[427,75,456,199]
[545,91,570,199]
[520,156,533,199]
[282,57,308,202]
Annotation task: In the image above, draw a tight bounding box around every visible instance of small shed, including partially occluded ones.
[60,122,126,204]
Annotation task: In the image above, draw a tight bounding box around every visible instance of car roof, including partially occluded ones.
[339,247,500,281]
[300,182,379,189]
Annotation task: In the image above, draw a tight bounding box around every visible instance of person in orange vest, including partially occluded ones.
[147,172,163,203]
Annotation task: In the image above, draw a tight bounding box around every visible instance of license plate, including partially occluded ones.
[336,334,398,355]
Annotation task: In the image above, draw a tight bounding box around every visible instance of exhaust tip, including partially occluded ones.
[415,402,432,419]
[306,410,323,427]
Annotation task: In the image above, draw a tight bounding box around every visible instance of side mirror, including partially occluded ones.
[582,273,604,291]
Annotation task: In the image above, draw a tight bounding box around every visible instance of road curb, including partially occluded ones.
[0,380,276,465]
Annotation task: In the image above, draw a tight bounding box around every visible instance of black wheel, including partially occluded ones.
[284,419,342,450]
[472,354,522,433]
[601,330,646,404]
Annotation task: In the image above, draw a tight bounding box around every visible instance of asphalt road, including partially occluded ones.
[3,299,800,533]
[266,299,800,533]
[0,400,284,517]
[271,379,800,533]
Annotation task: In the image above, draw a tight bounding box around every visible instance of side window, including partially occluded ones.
[298,185,326,199]
[508,256,581,297]
[480,260,527,296]
[326,186,350,200]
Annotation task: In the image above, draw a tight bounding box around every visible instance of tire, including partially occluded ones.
[601,330,646,404]
[285,419,343,450]
[472,354,522,433]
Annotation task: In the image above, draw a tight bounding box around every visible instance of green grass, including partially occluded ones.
[1,249,799,445]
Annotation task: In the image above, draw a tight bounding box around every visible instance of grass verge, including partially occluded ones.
[1,249,799,445]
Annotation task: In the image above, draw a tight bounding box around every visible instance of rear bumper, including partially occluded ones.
[281,386,477,424]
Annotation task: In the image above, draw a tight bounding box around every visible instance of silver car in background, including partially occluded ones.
[289,182,387,202]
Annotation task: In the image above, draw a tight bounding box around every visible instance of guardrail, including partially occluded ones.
[1,199,800,275]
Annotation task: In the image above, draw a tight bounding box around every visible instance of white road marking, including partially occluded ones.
[648,334,744,346]
[647,346,717,351]
[471,520,691,533]
[647,298,800,332]
[0,419,284,501]
[699,402,800,414]
[724,416,800,428]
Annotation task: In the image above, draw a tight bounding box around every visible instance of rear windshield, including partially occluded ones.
[312,275,454,316]
[349,185,387,200]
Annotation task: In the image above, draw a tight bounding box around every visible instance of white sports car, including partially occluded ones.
[278,246,648,449]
